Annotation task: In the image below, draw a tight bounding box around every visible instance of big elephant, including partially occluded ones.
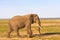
[7,14,41,38]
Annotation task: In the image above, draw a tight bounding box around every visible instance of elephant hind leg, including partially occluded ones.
[13,26,21,37]
[15,29,21,37]
[7,23,14,38]
[7,27,13,38]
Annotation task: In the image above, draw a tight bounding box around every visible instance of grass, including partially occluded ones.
[0,19,9,24]
[0,19,60,40]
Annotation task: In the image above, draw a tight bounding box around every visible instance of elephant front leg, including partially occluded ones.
[26,24,32,38]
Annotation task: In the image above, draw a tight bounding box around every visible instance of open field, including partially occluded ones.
[0,18,60,40]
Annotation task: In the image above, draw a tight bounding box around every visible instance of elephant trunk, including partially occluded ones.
[37,19,41,34]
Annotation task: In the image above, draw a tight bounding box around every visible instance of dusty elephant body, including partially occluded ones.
[8,14,41,38]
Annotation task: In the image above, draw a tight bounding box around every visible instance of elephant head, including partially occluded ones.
[30,14,41,34]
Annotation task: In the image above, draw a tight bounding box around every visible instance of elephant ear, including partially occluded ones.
[30,14,34,24]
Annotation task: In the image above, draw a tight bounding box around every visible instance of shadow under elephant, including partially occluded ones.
[31,32,60,37]
[19,32,60,38]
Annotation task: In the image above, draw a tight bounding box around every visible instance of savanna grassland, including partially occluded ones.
[0,18,60,40]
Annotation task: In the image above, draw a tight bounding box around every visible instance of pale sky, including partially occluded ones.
[0,0,60,18]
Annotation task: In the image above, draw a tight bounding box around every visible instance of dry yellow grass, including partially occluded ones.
[0,19,60,40]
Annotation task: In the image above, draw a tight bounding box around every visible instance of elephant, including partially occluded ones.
[7,14,41,38]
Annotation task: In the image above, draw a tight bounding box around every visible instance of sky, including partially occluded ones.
[0,0,60,18]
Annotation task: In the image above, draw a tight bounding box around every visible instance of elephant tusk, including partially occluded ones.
[38,26,41,34]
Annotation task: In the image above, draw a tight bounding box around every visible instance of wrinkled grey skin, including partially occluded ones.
[7,14,41,38]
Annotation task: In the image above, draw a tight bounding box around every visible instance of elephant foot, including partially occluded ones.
[17,35,21,38]
[7,36,11,38]
[29,36,32,38]
[28,33,33,38]
[28,35,33,38]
